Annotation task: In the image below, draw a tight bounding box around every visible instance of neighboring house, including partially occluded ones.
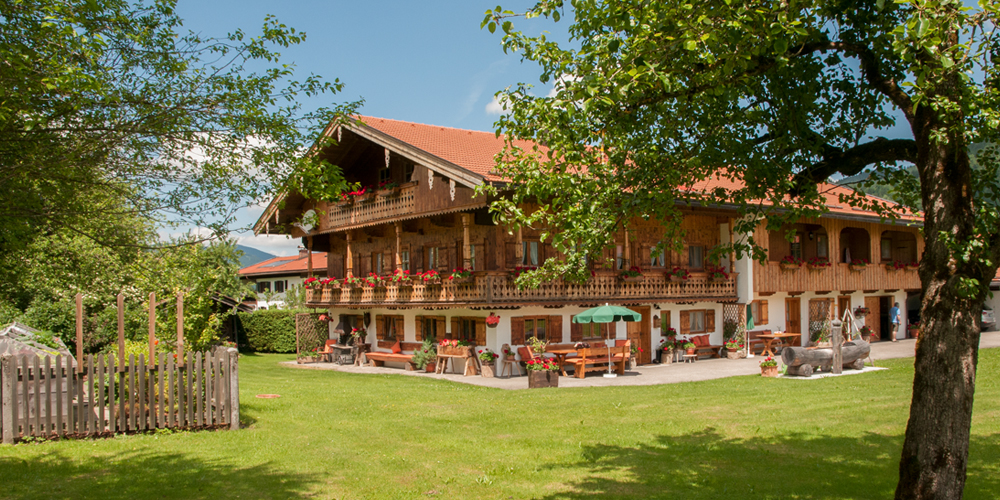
[254,116,923,366]
[238,248,327,309]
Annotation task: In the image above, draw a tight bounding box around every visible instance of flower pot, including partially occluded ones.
[425,362,436,373]
[761,365,779,377]
[908,327,920,339]
[726,348,740,359]
[779,263,800,271]
[849,264,867,272]
[528,370,559,388]
[449,276,474,285]
[661,351,673,365]
[480,362,495,378]
[686,348,696,356]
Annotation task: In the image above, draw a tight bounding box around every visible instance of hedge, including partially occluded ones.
[236,309,303,353]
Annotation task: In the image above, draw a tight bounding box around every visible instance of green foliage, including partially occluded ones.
[236,309,302,353]
[281,284,308,310]
[411,339,437,369]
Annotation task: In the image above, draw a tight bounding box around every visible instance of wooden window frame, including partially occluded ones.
[426,246,439,271]
[650,245,667,268]
[749,300,769,326]
[415,315,445,342]
[375,314,404,345]
[679,309,716,335]
[400,249,410,272]
[256,281,271,293]
[378,166,391,184]
[816,234,829,259]
[688,246,705,270]
[520,241,540,267]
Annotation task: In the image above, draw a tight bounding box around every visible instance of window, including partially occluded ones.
[458,318,477,342]
[422,317,439,339]
[381,315,402,341]
[651,246,666,267]
[525,317,548,341]
[404,163,415,182]
[790,234,802,260]
[400,250,410,271]
[520,241,539,266]
[426,246,439,270]
[616,244,626,270]
[379,167,391,185]
[689,246,705,269]
[274,280,287,293]
[749,300,769,325]
[881,238,893,261]
[580,323,609,341]
[375,253,384,274]
[816,234,829,258]
[257,281,271,293]
[689,311,706,333]
[469,245,477,270]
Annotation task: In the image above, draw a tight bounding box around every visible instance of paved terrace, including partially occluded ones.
[281,331,1000,390]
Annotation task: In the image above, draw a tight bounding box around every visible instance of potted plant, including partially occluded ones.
[297,345,321,364]
[779,255,804,270]
[303,277,320,301]
[448,267,473,284]
[478,349,499,377]
[342,275,364,289]
[362,272,386,288]
[388,269,412,287]
[485,312,500,328]
[705,264,729,282]
[760,356,779,377]
[619,265,643,282]
[525,358,559,388]
[683,341,696,356]
[886,260,908,271]
[376,180,400,197]
[438,339,472,357]
[629,343,641,369]
[806,256,832,270]
[906,261,920,270]
[656,338,675,364]
[853,305,870,318]
[411,339,437,372]
[724,339,744,359]
[849,258,870,271]
[859,325,873,342]
[417,269,441,285]
[665,267,690,283]
[907,321,920,338]
[502,345,516,362]
[527,336,548,356]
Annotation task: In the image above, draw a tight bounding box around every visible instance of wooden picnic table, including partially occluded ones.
[545,348,577,376]
[757,333,802,357]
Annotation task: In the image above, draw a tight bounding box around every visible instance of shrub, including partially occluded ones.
[236,309,305,353]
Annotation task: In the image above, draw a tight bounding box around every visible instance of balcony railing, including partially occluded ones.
[326,183,416,230]
[753,262,920,293]
[304,272,738,308]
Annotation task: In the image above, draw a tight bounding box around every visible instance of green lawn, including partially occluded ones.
[1,350,999,499]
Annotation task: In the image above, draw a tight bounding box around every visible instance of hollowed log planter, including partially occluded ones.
[528,370,559,388]
[760,365,779,377]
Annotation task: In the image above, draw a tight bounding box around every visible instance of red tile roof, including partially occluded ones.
[239,252,327,277]
[350,116,919,223]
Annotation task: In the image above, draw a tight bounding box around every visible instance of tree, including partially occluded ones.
[483,1,1000,497]
[0,0,358,289]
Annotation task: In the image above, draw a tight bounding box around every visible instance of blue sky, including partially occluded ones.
[172,0,561,257]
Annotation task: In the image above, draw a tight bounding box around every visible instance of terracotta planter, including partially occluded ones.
[761,365,779,377]
[424,362,436,373]
[779,263,800,271]
[686,348,696,356]
[480,362,495,378]
[726,348,740,359]
[908,327,920,339]
[528,370,559,388]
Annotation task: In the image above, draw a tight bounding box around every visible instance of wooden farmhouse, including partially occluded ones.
[254,116,923,367]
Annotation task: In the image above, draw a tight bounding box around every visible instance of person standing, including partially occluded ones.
[889,302,901,342]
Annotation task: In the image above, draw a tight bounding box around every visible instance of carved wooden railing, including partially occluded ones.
[304,272,738,308]
[753,261,921,293]
[327,183,416,229]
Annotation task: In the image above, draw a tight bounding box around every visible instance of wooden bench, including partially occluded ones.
[366,351,415,370]
[569,344,629,378]
[688,334,722,359]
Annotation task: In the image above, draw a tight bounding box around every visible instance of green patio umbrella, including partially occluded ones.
[572,304,642,378]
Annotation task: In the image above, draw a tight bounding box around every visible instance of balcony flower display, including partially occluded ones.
[806,256,832,269]
[448,267,473,283]
[619,266,643,282]
[303,277,321,289]
[389,269,412,286]
[362,272,386,288]
[706,264,730,281]
[849,258,870,271]
[906,261,920,270]
[320,277,338,287]
[886,260,908,271]
[342,275,364,288]
[665,267,690,282]
[512,265,537,278]
[779,255,804,270]
[485,312,500,328]
[376,180,400,197]
[417,269,440,283]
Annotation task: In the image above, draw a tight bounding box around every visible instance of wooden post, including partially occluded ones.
[345,232,354,278]
[307,234,314,277]
[75,293,83,373]
[623,226,631,269]
[832,319,843,374]
[176,293,184,367]
[515,227,523,264]
[2,354,14,444]
[395,221,402,271]
[461,213,472,269]
[117,293,125,370]
[148,292,156,365]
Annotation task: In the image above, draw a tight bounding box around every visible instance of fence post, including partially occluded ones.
[2,354,14,444]
[76,294,84,373]
[228,348,239,430]
[148,292,156,367]
[176,293,184,367]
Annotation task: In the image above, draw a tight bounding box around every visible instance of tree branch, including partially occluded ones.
[790,137,918,196]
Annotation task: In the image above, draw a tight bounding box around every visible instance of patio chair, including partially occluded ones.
[499,343,521,377]
[317,339,337,362]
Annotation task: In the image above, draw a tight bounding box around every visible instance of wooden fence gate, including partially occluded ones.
[1,349,239,444]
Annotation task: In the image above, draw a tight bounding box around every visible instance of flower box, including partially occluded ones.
[528,370,559,389]
[377,187,400,197]
[849,264,867,272]
[761,365,779,377]
[906,263,920,271]
[779,262,801,271]
[438,345,472,357]
[449,276,474,285]
[619,275,644,283]
[807,263,831,271]
[668,275,688,283]
[335,198,353,208]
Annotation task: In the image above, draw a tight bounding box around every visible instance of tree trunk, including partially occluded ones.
[896,101,984,499]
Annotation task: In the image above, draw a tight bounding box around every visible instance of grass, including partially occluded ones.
[1,350,999,499]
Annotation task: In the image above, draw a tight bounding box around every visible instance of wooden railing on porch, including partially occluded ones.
[305,272,738,308]
[754,262,920,293]
[326,183,416,230]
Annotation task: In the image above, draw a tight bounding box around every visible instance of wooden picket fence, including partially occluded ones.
[1,349,239,444]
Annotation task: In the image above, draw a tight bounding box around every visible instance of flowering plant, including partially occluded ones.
[377,180,399,190]
[663,327,677,338]
[341,186,367,201]
[850,258,870,267]
[724,340,744,350]
[527,336,548,354]
[478,349,499,363]
[502,346,516,359]
[759,356,777,367]
[439,339,470,348]
[303,277,320,289]
[350,327,367,345]
[620,265,642,278]
[683,341,696,349]
[807,256,831,268]
[449,267,472,280]
[342,275,364,287]
[362,272,386,287]
[780,255,804,267]
[665,267,690,280]
[513,265,537,278]
[525,358,559,371]
[416,269,440,282]
[853,306,870,316]
[321,277,337,287]
[859,325,873,336]
[485,313,500,327]
[887,260,908,270]
[389,269,412,284]
[706,264,729,280]
[658,339,675,352]
[907,261,920,268]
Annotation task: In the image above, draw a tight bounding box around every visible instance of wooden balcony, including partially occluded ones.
[325,183,416,230]
[753,262,920,294]
[305,272,738,308]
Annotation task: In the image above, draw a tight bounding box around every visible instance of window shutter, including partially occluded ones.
[435,318,446,340]
[640,247,651,269]
[570,319,582,342]
[511,317,525,345]
[415,317,424,341]
[376,314,385,340]
[412,247,423,273]
[505,242,517,269]
[706,310,716,332]
[680,311,691,334]
[451,318,460,339]
[760,300,769,324]
[475,319,486,346]
[548,315,563,343]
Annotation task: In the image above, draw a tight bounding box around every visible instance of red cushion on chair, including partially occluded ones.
[391,341,402,354]
[517,346,534,360]
[615,339,628,347]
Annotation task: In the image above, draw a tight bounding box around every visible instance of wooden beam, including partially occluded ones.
[461,213,472,269]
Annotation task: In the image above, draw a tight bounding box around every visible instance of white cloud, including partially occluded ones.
[485,95,508,115]
[235,233,302,257]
